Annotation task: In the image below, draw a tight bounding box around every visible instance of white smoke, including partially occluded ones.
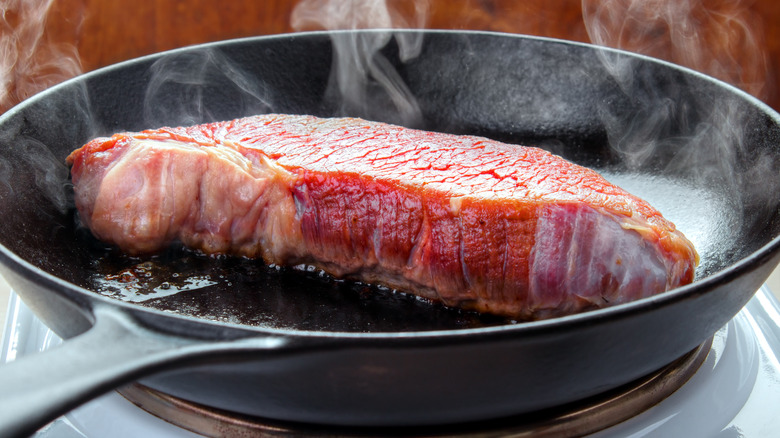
[0,0,83,112]
[582,0,770,102]
[290,0,430,126]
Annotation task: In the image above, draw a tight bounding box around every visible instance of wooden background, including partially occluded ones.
[1,0,779,112]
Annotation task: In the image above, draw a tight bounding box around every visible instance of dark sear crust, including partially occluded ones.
[67,113,698,319]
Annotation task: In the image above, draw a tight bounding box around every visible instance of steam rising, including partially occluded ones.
[580,0,771,179]
[0,0,83,213]
[0,0,83,113]
[144,49,273,127]
[582,0,771,101]
[291,0,429,126]
[581,0,780,257]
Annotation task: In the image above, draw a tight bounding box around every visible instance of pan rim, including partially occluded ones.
[0,29,778,341]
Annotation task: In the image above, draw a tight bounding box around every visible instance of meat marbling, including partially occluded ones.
[67,114,698,319]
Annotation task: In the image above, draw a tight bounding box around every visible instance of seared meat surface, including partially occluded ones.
[67,114,697,318]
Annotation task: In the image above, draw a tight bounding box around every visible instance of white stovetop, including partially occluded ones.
[2,268,780,339]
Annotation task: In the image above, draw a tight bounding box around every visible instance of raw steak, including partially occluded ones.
[67,114,698,319]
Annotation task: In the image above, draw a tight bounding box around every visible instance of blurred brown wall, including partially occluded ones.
[3,0,779,112]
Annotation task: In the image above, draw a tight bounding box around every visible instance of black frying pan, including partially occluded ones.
[1,30,780,437]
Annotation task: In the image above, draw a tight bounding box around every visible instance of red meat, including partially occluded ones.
[67,114,698,319]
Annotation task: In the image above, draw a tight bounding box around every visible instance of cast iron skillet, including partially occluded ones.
[1,30,780,437]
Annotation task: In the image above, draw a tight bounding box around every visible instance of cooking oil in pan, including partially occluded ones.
[86,245,511,332]
[93,260,218,303]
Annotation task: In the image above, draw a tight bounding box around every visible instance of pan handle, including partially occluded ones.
[0,303,290,438]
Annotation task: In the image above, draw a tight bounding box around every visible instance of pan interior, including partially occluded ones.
[0,31,778,333]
